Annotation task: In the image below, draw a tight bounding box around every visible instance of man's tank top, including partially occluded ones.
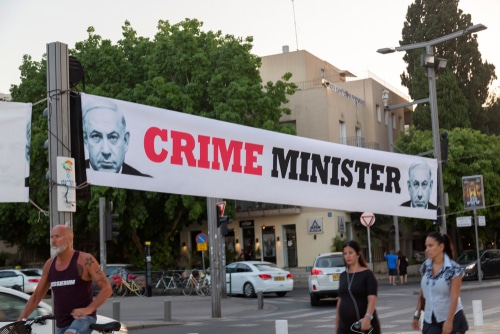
[48,251,96,328]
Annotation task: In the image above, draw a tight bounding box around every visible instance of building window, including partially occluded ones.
[392,114,396,129]
[339,121,346,144]
[376,105,381,123]
[385,110,389,126]
[356,128,362,147]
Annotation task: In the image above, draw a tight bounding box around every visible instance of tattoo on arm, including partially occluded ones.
[85,256,95,267]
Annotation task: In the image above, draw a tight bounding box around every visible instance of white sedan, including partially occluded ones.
[0,287,127,333]
[0,269,41,294]
[225,261,293,298]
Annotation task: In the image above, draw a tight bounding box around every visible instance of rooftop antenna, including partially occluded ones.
[291,0,299,50]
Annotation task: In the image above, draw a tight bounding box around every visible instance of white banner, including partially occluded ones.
[81,94,438,220]
[0,101,31,203]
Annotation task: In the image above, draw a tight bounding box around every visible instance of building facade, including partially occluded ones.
[182,49,414,271]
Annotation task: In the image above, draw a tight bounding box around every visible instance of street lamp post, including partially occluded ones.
[377,23,487,234]
[382,89,400,252]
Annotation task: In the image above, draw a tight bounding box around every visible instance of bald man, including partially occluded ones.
[19,225,112,334]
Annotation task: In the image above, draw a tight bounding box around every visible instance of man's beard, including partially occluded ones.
[51,242,67,258]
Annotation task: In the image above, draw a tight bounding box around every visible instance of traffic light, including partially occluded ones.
[216,205,233,237]
[69,91,90,200]
[106,212,120,241]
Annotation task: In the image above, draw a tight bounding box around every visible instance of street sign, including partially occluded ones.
[360,212,375,228]
[478,216,486,226]
[456,216,472,227]
[196,233,208,244]
[197,242,208,251]
[360,212,375,271]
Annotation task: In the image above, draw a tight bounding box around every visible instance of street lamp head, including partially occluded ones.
[377,47,396,54]
[466,23,487,34]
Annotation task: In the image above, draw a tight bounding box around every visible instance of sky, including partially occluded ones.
[1,0,499,98]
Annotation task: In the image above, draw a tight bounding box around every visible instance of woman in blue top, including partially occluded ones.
[411,232,468,334]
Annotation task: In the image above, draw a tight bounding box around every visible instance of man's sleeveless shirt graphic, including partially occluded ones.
[48,251,95,328]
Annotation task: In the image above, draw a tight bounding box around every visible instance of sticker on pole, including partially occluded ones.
[360,212,375,228]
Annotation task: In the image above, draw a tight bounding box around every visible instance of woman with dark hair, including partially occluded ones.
[411,232,468,334]
[397,250,409,285]
[336,240,380,334]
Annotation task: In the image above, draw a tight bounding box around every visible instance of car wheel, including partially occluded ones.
[11,285,22,292]
[243,282,256,298]
[276,292,287,297]
[310,294,320,306]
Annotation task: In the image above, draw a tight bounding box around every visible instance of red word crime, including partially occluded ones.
[144,128,263,175]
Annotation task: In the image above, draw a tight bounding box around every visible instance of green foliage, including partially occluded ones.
[395,127,500,250]
[330,236,345,252]
[2,18,296,267]
[401,0,496,132]
[0,252,14,267]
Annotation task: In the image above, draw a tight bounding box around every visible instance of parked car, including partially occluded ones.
[457,249,500,280]
[0,269,41,294]
[308,252,346,306]
[20,268,44,276]
[225,261,293,297]
[0,286,127,334]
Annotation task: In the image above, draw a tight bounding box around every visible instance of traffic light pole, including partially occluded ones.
[207,197,221,318]
[46,42,73,230]
[99,197,107,272]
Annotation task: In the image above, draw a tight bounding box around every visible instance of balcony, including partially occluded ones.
[342,136,380,150]
[235,201,301,218]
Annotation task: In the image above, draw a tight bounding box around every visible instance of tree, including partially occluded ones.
[400,0,496,132]
[1,18,297,268]
[395,127,500,251]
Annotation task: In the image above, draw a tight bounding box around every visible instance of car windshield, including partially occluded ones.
[316,256,344,268]
[457,251,480,262]
[254,263,280,271]
[20,270,41,277]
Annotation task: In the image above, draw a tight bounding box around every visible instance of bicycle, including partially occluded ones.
[111,267,146,297]
[182,270,210,296]
[155,270,182,296]
[0,314,54,334]
[198,270,211,296]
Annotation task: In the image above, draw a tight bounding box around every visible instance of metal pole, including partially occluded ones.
[367,227,373,271]
[387,110,400,252]
[164,300,171,322]
[47,44,73,334]
[99,197,107,273]
[220,236,227,298]
[46,42,73,230]
[426,44,447,234]
[207,197,221,318]
[474,209,482,284]
[112,301,120,321]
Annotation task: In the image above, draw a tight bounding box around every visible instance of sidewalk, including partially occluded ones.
[95,275,500,333]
